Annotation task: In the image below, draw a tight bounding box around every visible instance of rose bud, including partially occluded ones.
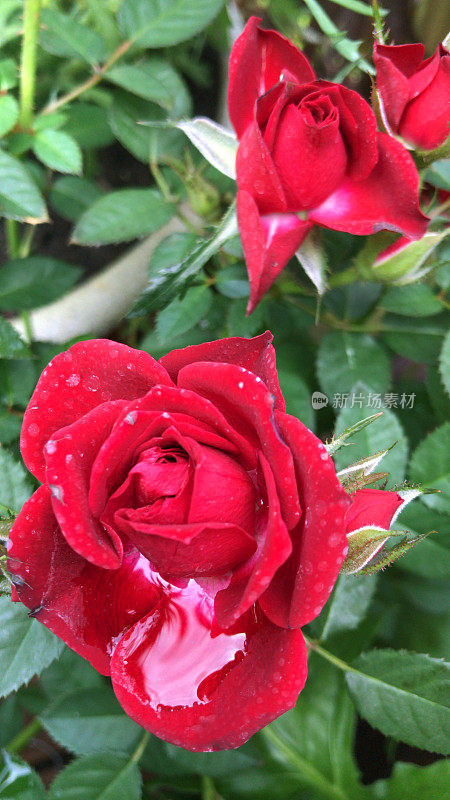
[228,17,429,312]
[373,41,450,151]
[8,334,350,751]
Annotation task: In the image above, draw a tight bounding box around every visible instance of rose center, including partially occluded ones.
[299,95,338,128]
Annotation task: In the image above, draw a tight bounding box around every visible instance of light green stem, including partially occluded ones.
[130,730,150,764]
[6,717,42,754]
[19,0,42,128]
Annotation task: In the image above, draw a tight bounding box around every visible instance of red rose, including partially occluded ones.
[346,488,404,533]
[8,334,350,751]
[228,18,429,312]
[374,41,450,151]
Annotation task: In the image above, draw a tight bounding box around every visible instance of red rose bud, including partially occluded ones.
[372,230,445,282]
[228,18,429,312]
[342,488,422,574]
[373,41,450,151]
[8,334,350,751]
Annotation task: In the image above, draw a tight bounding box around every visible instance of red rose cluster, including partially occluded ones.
[228,18,441,311]
[8,335,401,751]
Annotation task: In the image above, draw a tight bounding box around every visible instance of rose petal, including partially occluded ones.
[237,190,312,312]
[236,106,288,214]
[7,486,162,674]
[346,488,403,533]
[259,412,350,628]
[214,454,292,628]
[228,16,315,138]
[310,132,429,239]
[177,361,301,530]
[114,515,257,578]
[22,340,173,483]
[45,400,128,569]
[400,54,450,150]
[111,582,307,751]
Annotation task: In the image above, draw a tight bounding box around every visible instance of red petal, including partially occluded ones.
[237,191,312,312]
[259,412,350,628]
[159,330,286,411]
[7,486,162,674]
[346,488,403,532]
[374,44,416,131]
[114,515,257,578]
[21,340,173,483]
[111,583,307,751]
[310,132,429,239]
[177,362,301,530]
[400,54,450,150]
[236,110,288,214]
[228,16,315,138]
[214,454,292,628]
[45,400,128,569]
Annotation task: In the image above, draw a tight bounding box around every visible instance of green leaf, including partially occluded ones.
[0,412,21,445]
[0,595,64,698]
[0,752,45,799]
[0,58,18,91]
[277,370,314,432]
[40,9,106,65]
[346,649,450,754]
[0,448,32,512]
[118,0,225,48]
[0,318,30,360]
[72,188,173,245]
[0,93,18,137]
[109,91,185,164]
[317,332,390,399]
[333,388,408,484]
[327,0,387,16]
[176,118,237,178]
[33,129,82,175]
[265,655,369,800]
[425,158,450,192]
[131,203,237,314]
[40,687,142,755]
[215,264,249,299]
[381,284,443,316]
[320,574,378,648]
[0,257,81,311]
[47,754,142,800]
[50,175,104,222]
[0,149,47,221]
[156,285,212,343]
[372,759,450,800]
[439,329,450,397]
[64,103,115,149]
[302,0,373,72]
[409,422,450,513]
[382,316,447,364]
[106,59,191,117]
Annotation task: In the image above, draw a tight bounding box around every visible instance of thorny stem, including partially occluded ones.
[19,0,42,128]
[40,39,132,116]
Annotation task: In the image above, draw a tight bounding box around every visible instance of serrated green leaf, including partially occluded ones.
[381,284,443,316]
[47,753,142,800]
[64,103,114,149]
[72,188,173,245]
[0,318,30,360]
[0,257,81,311]
[372,759,450,800]
[333,387,408,485]
[0,412,21,445]
[320,574,378,644]
[409,422,450,513]
[0,752,45,799]
[317,332,390,399]
[0,596,64,698]
[33,129,82,175]
[439,329,450,397]
[0,58,18,90]
[156,284,212,343]
[0,448,32,512]
[109,90,185,164]
[346,649,450,753]
[40,687,142,755]
[118,0,225,48]
[106,59,191,117]
[0,94,18,137]
[0,150,47,221]
[50,175,104,222]
[40,9,106,65]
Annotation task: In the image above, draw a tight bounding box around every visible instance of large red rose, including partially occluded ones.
[8,334,350,751]
[373,41,450,151]
[228,17,429,312]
